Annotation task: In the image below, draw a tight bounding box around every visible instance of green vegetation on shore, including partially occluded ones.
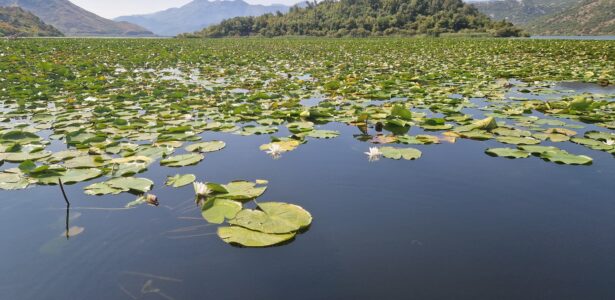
[180,0,526,38]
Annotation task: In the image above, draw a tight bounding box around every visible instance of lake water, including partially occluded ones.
[1,83,615,299]
[531,36,615,40]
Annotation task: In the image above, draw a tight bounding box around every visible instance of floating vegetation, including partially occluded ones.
[0,38,613,247]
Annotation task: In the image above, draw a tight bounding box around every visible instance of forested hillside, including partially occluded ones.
[182,0,526,38]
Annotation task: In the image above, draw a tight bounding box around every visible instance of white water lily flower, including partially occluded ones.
[605,139,615,146]
[193,182,211,197]
[365,147,382,162]
[266,143,283,159]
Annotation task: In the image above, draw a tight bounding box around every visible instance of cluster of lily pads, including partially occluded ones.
[0,38,613,246]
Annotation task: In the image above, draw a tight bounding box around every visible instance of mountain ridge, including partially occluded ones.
[116,0,290,36]
[0,6,63,37]
[525,0,615,35]
[472,0,580,24]
[472,0,615,35]
[0,0,154,36]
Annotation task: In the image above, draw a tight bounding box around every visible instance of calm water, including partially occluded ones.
[531,36,615,40]
[1,84,615,299]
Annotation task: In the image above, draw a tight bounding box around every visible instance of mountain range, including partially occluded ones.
[0,0,153,36]
[115,0,291,36]
[0,6,63,37]
[472,0,615,35]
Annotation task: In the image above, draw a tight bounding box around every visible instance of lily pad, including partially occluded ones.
[485,148,530,159]
[201,198,242,224]
[160,153,204,167]
[540,150,593,165]
[306,130,340,139]
[229,202,312,234]
[185,141,226,153]
[217,226,295,247]
[166,174,196,188]
[211,180,267,201]
[85,177,153,195]
[380,147,422,160]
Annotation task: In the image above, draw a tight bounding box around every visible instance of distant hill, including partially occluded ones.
[524,0,615,35]
[471,0,579,24]
[0,0,154,36]
[183,0,526,38]
[116,0,290,36]
[0,6,63,37]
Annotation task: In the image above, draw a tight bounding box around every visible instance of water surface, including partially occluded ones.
[1,83,615,299]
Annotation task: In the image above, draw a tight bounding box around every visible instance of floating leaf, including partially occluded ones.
[201,198,242,224]
[185,141,226,153]
[217,226,295,248]
[380,147,422,160]
[485,148,530,159]
[229,202,312,234]
[160,153,204,167]
[496,136,540,145]
[211,180,267,201]
[306,130,340,139]
[85,177,153,195]
[166,174,196,188]
[540,150,593,165]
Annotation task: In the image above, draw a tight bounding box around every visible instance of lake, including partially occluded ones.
[0,38,614,299]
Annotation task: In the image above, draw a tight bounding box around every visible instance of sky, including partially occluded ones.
[69,0,303,19]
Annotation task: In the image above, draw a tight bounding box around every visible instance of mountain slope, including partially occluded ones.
[183,0,526,38]
[0,6,63,37]
[0,0,153,36]
[472,0,580,24]
[524,0,615,35]
[116,0,290,36]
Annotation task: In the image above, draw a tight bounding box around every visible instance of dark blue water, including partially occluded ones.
[1,86,615,299]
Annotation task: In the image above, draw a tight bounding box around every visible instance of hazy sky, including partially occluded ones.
[69,0,302,18]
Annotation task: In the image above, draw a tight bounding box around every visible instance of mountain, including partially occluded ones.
[116,0,290,36]
[0,0,153,36]
[471,0,579,24]
[524,0,615,35]
[182,0,526,38]
[0,6,63,37]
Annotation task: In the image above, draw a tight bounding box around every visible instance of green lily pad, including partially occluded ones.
[380,147,422,160]
[485,148,530,159]
[306,130,340,139]
[0,151,52,162]
[0,171,29,190]
[166,174,196,188]
[211,180,267,201]
[518,145,560,155]
[229,202,312,234]
[160,153,204,167]
[185,141,226,153]
[37,168,103,185]
[397,135,440,145]
[540,150,593,165]
[85,177,153,195]
[217,226,295,248]
[201,198,242,224]
[496,136,540,145]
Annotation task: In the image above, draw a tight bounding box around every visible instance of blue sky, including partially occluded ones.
[70,0,303,18]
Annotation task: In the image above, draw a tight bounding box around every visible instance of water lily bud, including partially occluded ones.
[146,194,159,206]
